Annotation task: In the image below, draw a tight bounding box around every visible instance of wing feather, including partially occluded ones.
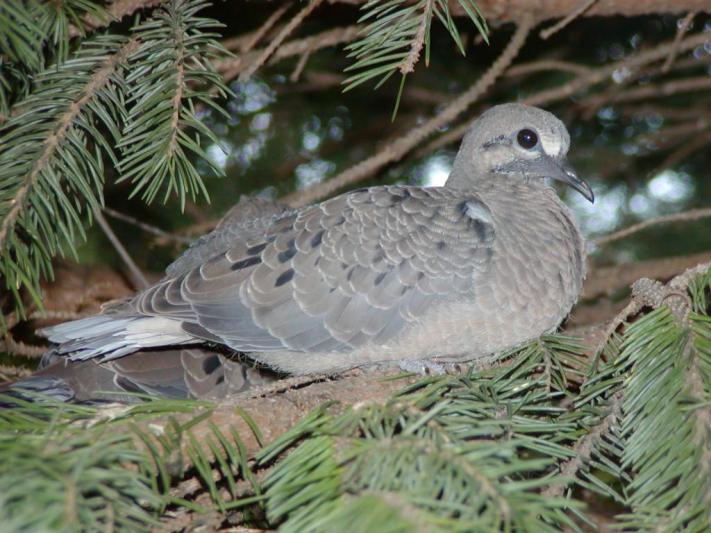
[119,186,495,356]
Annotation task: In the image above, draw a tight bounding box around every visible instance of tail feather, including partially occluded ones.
[39,315,195,362]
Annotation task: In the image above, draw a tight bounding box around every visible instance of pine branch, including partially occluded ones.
[0,0,111,71]
[117,0,231,207]
[343,0,488,92]
[0,35,137,313]
[613,304,711,529]
[0,397,162,531]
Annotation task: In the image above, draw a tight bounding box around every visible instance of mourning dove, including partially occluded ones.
[37,103,593,378]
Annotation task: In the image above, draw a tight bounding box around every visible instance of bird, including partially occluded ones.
[34,103,594,382]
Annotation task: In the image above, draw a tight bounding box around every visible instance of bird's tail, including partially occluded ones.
[39,315,195,362]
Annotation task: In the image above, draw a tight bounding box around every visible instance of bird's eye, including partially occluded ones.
[516,129,538,150]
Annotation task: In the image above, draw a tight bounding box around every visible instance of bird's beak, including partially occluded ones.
[532,154,594,203]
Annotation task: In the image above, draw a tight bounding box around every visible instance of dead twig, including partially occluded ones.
[103,207,192,245]
[69,0,165,37]
[583,251,711,300]
[241,3,291,54]
[1,332,46,358]
[93,207,150,290]
[584,76,711,110]
[662,11,697,73]
[594,208,711,249]
[239,0,324,82]
[539,0,598,40]
[219,24,362,83]
[290,49,312,82]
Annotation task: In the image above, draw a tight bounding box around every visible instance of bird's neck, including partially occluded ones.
[445,166,494,190]
[446,166,524,191]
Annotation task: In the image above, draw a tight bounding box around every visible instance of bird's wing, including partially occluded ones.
[132,186,496,353]
[165,196,294,278]
[4,348,279,402]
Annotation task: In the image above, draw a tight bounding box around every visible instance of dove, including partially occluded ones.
[36,103,593,379]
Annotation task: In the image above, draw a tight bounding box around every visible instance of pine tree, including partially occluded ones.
[1,1,709,531]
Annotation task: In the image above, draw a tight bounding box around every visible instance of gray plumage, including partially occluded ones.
[39,103,593,377]
[1,348,278,403]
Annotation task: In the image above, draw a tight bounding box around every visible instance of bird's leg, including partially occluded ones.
[395,359,469,376]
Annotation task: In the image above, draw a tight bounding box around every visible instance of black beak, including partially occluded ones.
[530,154,594,203]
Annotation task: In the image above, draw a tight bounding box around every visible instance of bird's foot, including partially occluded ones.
[396,359,469,376]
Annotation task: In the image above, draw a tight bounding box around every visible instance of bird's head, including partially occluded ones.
[448,103,594,203]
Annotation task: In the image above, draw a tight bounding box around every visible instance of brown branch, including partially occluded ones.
[0,39,139,254]
[239,0,324,82]
[539,0,598,40]
[585,76,711,109]
[168,17,186,159]
[103,207,192,245]
[583,251,711,300]
[336,0,711,23]
[93,207,149,290]
[506,59,593,77]
[594,207,711,248]
[240,3,291,54]
[662,11,697,73]
[217,25,362,82]
[401,0,434,74]
[542,392,623,498]
[290,50,312,82]
[636,132,711,186]
[1,332,46,358]
[134,369,420,462]
[69,0,165,37]
[282,13,535,207]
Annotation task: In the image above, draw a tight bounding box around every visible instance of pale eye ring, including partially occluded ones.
[516,129,538,150]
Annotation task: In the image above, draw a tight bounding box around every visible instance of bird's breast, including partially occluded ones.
[477,188,585,337]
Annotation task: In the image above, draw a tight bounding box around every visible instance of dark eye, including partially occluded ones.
[517,129,538,150]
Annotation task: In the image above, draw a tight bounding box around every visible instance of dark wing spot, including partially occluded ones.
[278,247,297,263]
[216,375,225,385]
[231,256,261,271]
[472,219,488,241]
[115,376,141,393]
[202,354,221,374]
[272,214,298,234]
[374,272,387,286]
[275,268,295,287]
[247,243,268,255]
[311,230,325,248]
[277,239,297,263]
[437,241,446,250]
